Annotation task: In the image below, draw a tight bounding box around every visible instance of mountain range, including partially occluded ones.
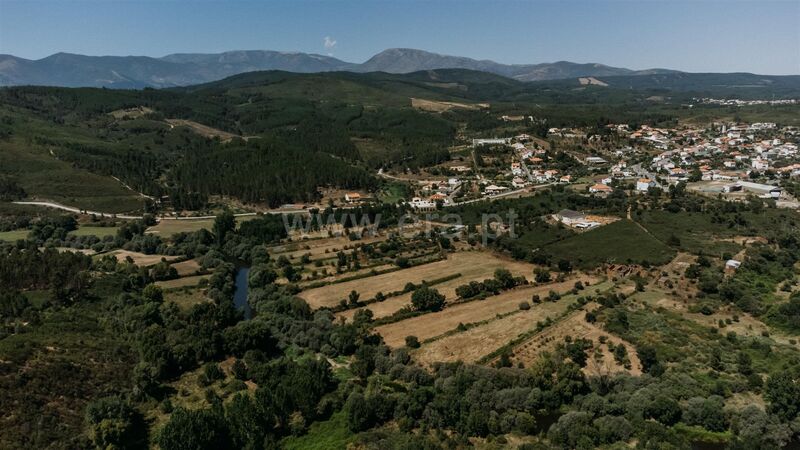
[0,48,685,88]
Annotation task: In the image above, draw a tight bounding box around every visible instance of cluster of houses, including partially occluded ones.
[391,119,798,211]
[598,122,799,200]
[693,98,800,107]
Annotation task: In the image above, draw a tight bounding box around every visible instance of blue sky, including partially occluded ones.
[1,0,798,74]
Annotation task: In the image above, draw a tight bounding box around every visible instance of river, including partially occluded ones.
[233,266,251,320]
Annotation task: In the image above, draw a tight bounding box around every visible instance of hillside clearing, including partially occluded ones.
[375,275,600,347]
[165,119,243,142]
[504,304,642,376]
[410,97,485,112]
[170,259,202,277]
[110,250,180,266]
[543,219,675,267]
[336,252,539,321]
[155,274,208,289]
[299,250,535,309]
[413,291,585,366]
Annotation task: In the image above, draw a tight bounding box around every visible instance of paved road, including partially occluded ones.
[13,201,308,221]
[13,201,145,220]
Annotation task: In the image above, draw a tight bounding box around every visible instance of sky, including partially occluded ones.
[0,0,798,74]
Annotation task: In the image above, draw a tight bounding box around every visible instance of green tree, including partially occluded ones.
[157,407,231,450]
[765,371,800,421]
[534,268,551,283]
[411,286,446,312]
[85,396,141,450]
[345,392,373,432]
[213,210,236,246]
[142,284,164,303]
[493,268,516,289]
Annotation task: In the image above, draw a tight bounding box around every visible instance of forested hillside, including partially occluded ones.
[1,69,799,212]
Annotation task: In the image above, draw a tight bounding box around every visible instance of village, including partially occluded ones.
[351,119,800,217]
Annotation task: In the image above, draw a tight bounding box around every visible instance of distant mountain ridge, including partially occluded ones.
[0,47,787,89]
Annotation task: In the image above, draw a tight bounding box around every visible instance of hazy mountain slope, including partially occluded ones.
[1,47,794,90]
[526,72,800,99]
[0,48,679,88]
[358,49,678,81]
[0,51,356,88]
[0,53,195,88]
[160,50,357,77]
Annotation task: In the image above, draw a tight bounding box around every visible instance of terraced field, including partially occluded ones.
[336,251,539,321]
[375,274,600,347]
[413,292,585,366]
[300,250,536,309]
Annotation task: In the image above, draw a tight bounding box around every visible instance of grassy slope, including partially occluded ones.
[280,411,353,450]
[0,135,143,213]
[544,219,675,267]
[0,229,29,241]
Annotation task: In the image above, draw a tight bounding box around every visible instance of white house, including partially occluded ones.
[484,185,509,196]
[636,178,655,192]
[751,158,770,171]
[589,183,613,195]
[554,209,586,226]
[344,192,362,202]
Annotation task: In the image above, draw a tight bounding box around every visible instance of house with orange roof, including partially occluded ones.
[589,183,613,195]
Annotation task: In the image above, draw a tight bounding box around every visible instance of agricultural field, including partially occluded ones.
[109,250,181,266]
[165,119,243,142]
[336,250,539,320]
[3,52,800,450]
[502,302,642,377]
[0,229,29,241]
[270,233,386,262]
[155,274,208,289]
[412,288,590,366]
[146,215,258,238]
[68,225,119,238]
[542,219,675,267]
[633,286,800,349]
[170,259,202,277]
[299,250,535,309]
[375,274,599,347]
[163,287,210,310]
[636,210,755,256]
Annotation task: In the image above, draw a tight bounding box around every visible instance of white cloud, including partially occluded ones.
[323,36,337,50]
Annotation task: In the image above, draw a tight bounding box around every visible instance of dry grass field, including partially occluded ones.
[300,250,536,309]
[413,293,585,366]
[109,106,154,119]
[410,97,484,112]
[165,119,242,142]
[271,234,386,262]
[110,250,180,266]
[164,287,210,310]
[298,263,396,287]
[155,274,208,289]
[375,274,600,347]
[171,259,202,277]
[147,216,258,238]
[336,252,541,322]
[504,304,642,377]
